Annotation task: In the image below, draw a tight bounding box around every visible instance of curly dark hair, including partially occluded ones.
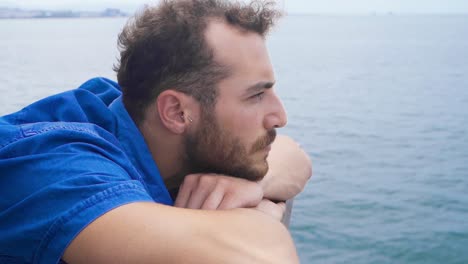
[114,0,281,125]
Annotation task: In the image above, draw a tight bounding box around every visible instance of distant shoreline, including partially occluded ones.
[1,7,467,19]
[0,7,127,19]
[0,16,130,20]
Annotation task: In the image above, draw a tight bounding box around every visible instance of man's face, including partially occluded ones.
[183,21,287,181]
[184,107,277,181]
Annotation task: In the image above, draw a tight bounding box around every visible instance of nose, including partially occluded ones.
[264,91,287,130]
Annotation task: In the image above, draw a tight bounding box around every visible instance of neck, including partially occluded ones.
[139,119,187,190]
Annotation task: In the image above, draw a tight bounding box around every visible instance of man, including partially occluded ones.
[0,0,311,263]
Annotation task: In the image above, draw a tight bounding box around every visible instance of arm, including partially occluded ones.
[260,135,312,201]
[63,202,299,264]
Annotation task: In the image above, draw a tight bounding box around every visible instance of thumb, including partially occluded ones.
[254,199,285,221]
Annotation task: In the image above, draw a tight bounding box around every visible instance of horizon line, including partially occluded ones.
[1,6,468,16]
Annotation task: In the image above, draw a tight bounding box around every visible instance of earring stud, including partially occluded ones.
[181,114,193,123]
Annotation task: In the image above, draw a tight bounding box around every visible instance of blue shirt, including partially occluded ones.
[0,77,173,264]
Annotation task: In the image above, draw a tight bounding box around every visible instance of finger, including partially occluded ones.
[271,201,286,221]
[217,180,263,210]
[255,199,285,221]
[218,192,259,210]
[277,202,286,215]
[186,182,214,209]
[201,187,225,210]
[174,182,192,208]
[174,174,199,208]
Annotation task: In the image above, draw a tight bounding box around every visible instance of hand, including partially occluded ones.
[260,135,312,201]
[174,173,263,210]
[254,199,286,222]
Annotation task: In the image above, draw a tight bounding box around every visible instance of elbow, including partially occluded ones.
[290,151,313,196]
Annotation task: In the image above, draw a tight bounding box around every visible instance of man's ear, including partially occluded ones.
[156,90,191,134]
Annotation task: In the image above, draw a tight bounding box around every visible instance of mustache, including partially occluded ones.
[250,129,277,153]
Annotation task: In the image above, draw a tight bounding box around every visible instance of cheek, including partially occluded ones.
[214,97,265,138]
[220,108,264,144]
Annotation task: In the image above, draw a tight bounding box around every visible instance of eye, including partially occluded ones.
[251,92,265,102]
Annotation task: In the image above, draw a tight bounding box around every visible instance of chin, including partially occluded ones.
[251,161,269,180]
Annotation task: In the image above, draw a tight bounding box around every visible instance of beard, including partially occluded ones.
[183,108,276,182]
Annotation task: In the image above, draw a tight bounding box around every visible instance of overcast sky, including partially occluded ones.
[1,0,468,14]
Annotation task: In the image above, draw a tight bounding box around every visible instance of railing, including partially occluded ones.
[281,199,294,228]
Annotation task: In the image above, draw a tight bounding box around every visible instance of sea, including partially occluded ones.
[1,14,467,264]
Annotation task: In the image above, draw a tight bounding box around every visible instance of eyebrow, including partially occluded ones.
[245,81,275,95]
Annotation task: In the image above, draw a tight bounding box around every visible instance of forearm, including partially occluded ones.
[261,135,312,201]
[193,208,298,263]
[63,202,299,264]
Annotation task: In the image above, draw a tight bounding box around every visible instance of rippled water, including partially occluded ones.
[274,15,468,263]
[1,15,468,263]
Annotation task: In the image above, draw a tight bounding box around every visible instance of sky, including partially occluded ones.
[1,0,468,14]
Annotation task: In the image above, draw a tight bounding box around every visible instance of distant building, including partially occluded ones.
[101,8,126,17]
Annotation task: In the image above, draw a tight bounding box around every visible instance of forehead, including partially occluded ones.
[204,20,275,93]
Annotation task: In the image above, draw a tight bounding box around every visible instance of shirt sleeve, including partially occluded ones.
[0,123,155,264]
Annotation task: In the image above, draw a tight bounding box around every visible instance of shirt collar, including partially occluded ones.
[109,96,173,205]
